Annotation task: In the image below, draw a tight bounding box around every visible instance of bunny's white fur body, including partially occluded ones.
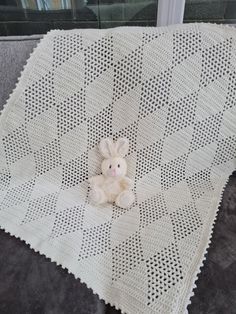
[88,138,135,209]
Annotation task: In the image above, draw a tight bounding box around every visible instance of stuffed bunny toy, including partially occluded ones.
[88,138,135,209]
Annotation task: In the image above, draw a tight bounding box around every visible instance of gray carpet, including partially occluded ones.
[0,36,236,314]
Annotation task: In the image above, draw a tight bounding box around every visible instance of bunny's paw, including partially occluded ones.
[115,190,135,209]
[89,187,107,204]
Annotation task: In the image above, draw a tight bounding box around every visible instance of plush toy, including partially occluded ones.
[88,138,135,209]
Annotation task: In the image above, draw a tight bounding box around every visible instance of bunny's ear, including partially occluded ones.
[115,138,129,157]
[99,138,115,158]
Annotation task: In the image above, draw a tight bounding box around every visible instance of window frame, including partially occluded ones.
[157,0,185,26]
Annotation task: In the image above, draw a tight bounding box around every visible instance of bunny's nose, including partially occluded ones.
[111,169,116,176]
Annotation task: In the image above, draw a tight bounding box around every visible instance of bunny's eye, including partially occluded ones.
[109,165,112,169]
[117,164,120,168]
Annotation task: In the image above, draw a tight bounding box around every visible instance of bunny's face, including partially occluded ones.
[99,137,129,178]
[101,157,127,178]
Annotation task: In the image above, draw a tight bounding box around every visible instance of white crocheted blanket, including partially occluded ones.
[0,23,236,314]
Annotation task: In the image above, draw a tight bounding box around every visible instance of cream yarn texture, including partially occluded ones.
[0,23,236,314]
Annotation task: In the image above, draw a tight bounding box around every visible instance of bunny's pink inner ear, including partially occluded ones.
[115,138,129,157]
[99,138,115,158]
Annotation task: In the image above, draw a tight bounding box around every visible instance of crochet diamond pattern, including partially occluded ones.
[0,23,236,314]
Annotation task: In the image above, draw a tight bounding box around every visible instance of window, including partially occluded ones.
[0,0,158,35]
[0,0,235,36]
[184,0,236,24]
